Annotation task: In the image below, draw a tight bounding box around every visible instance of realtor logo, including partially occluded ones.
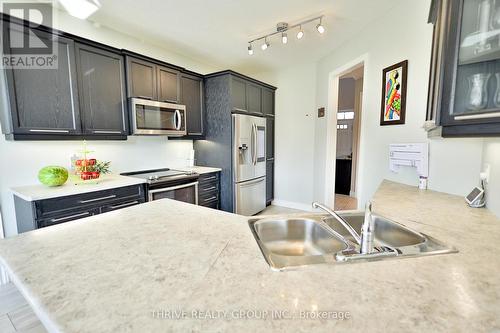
[1,1,58,69]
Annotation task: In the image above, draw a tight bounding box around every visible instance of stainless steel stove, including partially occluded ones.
[121,168,199,204]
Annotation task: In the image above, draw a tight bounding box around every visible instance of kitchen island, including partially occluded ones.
[0,180,499,332]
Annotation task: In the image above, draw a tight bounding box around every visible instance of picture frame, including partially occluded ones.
[380,60,408,126]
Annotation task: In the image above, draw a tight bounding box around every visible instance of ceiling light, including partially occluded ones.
[296,26,304,39]
[316,18,325,34]
[59,0,101,20]
[261,38,269,50]
[282,32,288,44]
[246,16,324,55]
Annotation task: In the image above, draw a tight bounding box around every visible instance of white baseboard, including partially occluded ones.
[271,199,314,212]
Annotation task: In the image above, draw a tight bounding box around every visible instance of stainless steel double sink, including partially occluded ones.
[248,212,457,270]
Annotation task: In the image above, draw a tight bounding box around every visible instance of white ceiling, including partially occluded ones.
[86,0,398,74]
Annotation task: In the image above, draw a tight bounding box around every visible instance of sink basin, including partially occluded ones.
[253,218,351,256]
[250,218,353,270]
[249,212,457,270]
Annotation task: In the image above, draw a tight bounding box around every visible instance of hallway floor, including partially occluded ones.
[334,194,358,210]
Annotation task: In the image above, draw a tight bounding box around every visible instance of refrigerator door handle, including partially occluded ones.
[253,123,258,165]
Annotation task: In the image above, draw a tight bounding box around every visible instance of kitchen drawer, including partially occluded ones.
[200,196,219,209]
[198,180,219,195]
[199,189,219,203]
[36,208,99,229]
[36,184,145,218]
[100,198,144,213]
[198,172,219,185]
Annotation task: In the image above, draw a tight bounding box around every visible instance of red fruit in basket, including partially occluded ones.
[81,171,93,180]
[91,171,100,179]
[88,159,97,166]
[75,160,83,166]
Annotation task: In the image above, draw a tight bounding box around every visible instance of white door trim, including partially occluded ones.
[324,54,369,208]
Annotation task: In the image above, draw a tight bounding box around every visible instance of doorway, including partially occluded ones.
[330,64,364,210]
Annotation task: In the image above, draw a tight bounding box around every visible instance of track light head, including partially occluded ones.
[282,32,288,44]
[261,38,269,50]
[316,18,325,34]
[248,43,253,55]
[297,26,304,39]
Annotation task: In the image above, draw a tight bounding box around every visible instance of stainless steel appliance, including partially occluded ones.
[130,98,186,136]
[232,114,266,216]
[121,168,199,205]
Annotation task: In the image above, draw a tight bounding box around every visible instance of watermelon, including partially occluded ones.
[38,166,69,187]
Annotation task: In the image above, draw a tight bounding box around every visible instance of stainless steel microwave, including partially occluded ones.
[130,98,186,136]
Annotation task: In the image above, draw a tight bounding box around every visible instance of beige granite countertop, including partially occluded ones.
[10,174,146,201]
[1,180,500,332]
[180,166,222,175]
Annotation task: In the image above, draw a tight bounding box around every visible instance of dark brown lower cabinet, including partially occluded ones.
[14,184,146,233]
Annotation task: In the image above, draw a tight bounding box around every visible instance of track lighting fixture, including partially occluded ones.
[247,16,325,55]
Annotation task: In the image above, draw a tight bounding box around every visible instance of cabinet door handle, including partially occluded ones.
[29,129,70,133]
[204,196,217,202]
[202,186,217,191]
[78,195,117,204]
[93,130,122,134]
[108,201,139,209]
[233,107,248,113]
[203,176,217,181]
[51,211,90,223]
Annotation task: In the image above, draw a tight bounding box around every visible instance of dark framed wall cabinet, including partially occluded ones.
[0,14,207,141]
[0,15,128,140]
[427,0,500,137]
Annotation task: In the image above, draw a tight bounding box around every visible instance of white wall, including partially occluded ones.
[253,63,317,211]
[482,139,500,217]
[0,10,220,237]
[314,0,484,208]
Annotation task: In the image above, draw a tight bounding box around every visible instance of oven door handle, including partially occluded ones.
[174,109,182,130]
[148,181,199,203]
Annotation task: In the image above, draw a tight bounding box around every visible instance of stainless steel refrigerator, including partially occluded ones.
[232,114,266,216]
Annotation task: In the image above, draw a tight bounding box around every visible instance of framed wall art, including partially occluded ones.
[380,60,408,125]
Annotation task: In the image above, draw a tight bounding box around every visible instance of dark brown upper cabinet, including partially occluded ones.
[229,75,272,116]
[125,56,181,106]
[262,88,275,116]
[246,82,262,115]
[75,43,128,136]
[180,73,204,137]
[157,66,180,103]
[231,77,247,112]
[1,23,81,138]
[427,0,500,137]
[126,56,157,100]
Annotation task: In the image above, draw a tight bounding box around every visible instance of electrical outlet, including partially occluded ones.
[481,164,491,183]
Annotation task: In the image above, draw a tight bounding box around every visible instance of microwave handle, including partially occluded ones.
[174,110,182,130]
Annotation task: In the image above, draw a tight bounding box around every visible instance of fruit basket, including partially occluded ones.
[71,142,111,184]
